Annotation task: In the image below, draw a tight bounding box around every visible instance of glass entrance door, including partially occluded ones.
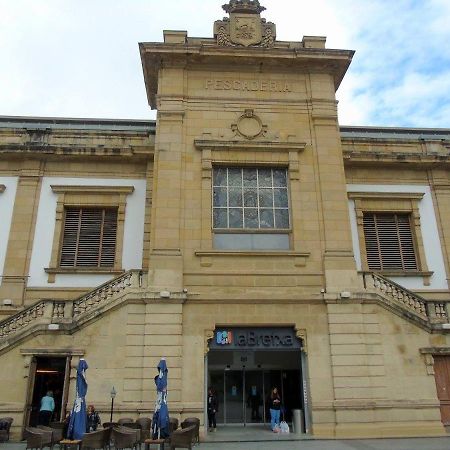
[244,371,264,424]
[224,370,244,423]
[208,367,303,426]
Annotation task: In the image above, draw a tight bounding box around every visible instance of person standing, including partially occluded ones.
[86,405,101,432]
[38,391,55,426]
[269,387,281,432]
[207,388,218,432]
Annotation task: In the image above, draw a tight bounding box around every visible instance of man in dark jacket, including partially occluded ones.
[207,388,219,432]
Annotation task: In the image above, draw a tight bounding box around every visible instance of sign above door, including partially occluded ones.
[210,327,301,351]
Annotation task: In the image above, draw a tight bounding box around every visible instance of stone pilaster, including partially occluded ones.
[1,163,43,306]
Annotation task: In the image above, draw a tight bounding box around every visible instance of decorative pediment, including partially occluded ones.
[215,0,275,48]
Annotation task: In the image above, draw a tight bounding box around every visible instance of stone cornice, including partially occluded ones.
[20,348,85,356]
[194,138,306,152]
[343,150,450,167]
[0,144,154,158]
[140,42,354,109]
[50,185,135,195]
[348,192,425,200]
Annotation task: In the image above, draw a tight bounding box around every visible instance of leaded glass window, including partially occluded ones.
[212,167,290,229]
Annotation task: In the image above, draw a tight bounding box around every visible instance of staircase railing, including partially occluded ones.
[0,270,143,341]
[363,271,450,326]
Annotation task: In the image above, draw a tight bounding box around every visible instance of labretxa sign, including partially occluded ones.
[213,328,299,350]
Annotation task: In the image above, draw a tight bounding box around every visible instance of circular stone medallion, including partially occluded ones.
[237,114,263,139]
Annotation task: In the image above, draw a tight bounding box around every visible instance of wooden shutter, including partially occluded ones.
[363,213,417,271]
[434,356,450,426]
[60,207,118,267]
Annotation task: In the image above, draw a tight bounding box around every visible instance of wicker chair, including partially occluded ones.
[169,426,196,450]
[180,419,199,445]
[0,417,13,442]
[112,427,138,450]
[121,424,143,448]
[25,426,53,450]
[37,425,63,448]
[135,418,151,441]
[81,428,109,450]
[168,418,178,435]
[117,418,134,425]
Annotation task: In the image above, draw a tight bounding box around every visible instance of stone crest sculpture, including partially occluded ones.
[214,0,276,48]
[231,109,267,140]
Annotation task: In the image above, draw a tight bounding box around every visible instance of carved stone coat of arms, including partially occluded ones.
[230,14,262,47]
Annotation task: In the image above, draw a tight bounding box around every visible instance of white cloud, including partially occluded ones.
[0,0,449,127]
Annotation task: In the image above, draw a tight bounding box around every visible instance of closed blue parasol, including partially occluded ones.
[151,358,170,439]
[67,359,88,440]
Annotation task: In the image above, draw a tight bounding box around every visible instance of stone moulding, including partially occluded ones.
[20,348,85,356]
[420,347,450,375]
[204,329,214,355]
[343,149,450,166]
[194,139,306,152]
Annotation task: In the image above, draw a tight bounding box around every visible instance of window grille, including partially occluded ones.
[363,213,417,271]
[212,167,290,230]
[60,207,118,267]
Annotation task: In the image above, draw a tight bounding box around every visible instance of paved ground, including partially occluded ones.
[3,437,450,450]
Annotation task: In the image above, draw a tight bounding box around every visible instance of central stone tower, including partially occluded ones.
[140,0,358,296]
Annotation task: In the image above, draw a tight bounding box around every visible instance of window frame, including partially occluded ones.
[59,206,119,269]
[45,185,134,282]
[362,212,418,271]
[212,166,291,232]
[349,191,432,283]
[194,137,309,258]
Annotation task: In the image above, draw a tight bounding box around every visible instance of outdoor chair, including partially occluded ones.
[117,418,134,425]
[168,418,178,435]
[81,428,109,450]
[122,423,144,443]
[180,419,199,445]
[119,425,141,441]
[169,425,196,450]
[102,422,118,429]
[112,427,138,450]
[135,418,151,441]
[0,417,13,442]
[25,426,53,450]
[37,425,63,448]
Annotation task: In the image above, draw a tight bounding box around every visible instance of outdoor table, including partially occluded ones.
[144,438,165,450]
[60,438,82,450]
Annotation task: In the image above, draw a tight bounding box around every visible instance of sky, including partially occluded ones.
[0,0,449,128]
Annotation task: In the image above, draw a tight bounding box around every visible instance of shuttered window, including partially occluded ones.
[60,207,118,268]
[363,213,417,271]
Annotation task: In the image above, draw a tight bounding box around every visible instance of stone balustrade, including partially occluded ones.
[0,270,143,343]
[363,271,450,326]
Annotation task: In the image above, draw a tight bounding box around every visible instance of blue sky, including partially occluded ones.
[0,0,449,127]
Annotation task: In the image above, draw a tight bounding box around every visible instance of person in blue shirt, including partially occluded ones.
[38,391,55,426]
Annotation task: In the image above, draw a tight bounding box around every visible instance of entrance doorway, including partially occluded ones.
[26,356,70,427]
[433,355,450,426]
[209,367,302,425]
[206,327,310,432]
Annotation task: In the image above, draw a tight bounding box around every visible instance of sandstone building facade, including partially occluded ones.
[1,0,450,440]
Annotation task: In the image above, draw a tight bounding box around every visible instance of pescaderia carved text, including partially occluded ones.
[205,79,291,92]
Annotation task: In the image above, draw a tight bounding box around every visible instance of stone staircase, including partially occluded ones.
[362,272,450,332]
[0,270,145,353]
[0,270,449,354]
